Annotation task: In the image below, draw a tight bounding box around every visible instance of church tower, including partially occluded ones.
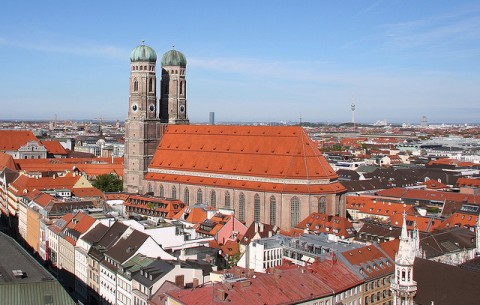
[391,212,417,305]
[159,49,189,124]
[124,42,161,193]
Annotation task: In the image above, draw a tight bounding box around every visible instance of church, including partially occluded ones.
[123,43,346,230]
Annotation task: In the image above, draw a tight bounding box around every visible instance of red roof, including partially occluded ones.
[0,130,39,151]
[342,244,394,280]
[40,140,68,155]
[294,212,356,238]
[147,126,344,194]
[436,212,478,230]
[167,260,362,305]
[456,178,480,188]
[347,195,415,218]
[388,214,441,233]
[0,152,17,171]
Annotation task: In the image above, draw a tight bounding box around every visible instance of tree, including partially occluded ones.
[92,174,123,192]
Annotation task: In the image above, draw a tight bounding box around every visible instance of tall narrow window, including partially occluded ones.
[270,196,277,225]
[319,196,327,214]
[197,189,203,204]
[336,196,342,216]
[291,196,300,228]
[254,194,261,223]
[134,80,138,92]
[239,193,245,222]
[172,186,177,199]
[225,191,231,208]
[210,190,216,208]
[147,184,152,193]
[159,185,164,197]
[184,188,189,205]
[149,78,153,92]
[179,81,183,94]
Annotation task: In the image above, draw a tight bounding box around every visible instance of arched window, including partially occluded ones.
[291,196,300,228]
[147,184,152,193]
[171,186,177,199]
[197,189,203,204]
[149,78,153,92]
[179,81,183,95]
[254,194,261,223]
[269,196,276,225]
[225,192,231,208]
[318,196,327,214]
[239,193,245,222]
[184,188,189,205]
[210,190,216,208]
[133,79,138,92]
[159,185,164,197]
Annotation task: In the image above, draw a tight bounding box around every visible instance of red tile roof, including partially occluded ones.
[342,244,394,280]
[456,178,480,188]
[0,152,17,171]
[0,130,39,151]
[347,195,415,218]
[39,140,68,155]
[421,179,448,190]
[147,126,344,194]
[436,212,478,230]
[294,212,356,238]
[388,214,441,233]
[167,260,362,305]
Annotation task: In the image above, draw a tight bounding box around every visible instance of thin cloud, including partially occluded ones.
[383,4,480,53]
[0,37,128,60]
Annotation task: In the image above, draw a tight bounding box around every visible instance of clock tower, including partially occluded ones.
[124,42,161,193]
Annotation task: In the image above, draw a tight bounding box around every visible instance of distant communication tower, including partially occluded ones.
[421,115,428,127]
[351,100,356,128]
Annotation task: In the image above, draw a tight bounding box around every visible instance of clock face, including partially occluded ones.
[149,104,155,112]
[180,105,185,113]
[132,104,138,112]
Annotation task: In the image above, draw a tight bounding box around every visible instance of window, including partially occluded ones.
[291,197,300,227]
[225,192,231,208]
[319,196,327,214]
[210,190,217,208]
[172,186,177,199]
[180,81,183,94]
[147,184,152,193]
[159,185,164,197]
[197,189,203,204]
[254,194,261,223]
[149,78,153,92]
[239,193,245,222]
[184,188,189,204]
[270,196,277,225]
[133,79,138,91]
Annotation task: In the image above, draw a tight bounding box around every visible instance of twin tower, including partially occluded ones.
[124,42,189,193]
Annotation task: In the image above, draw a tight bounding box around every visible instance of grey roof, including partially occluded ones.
[133,259,175,287]
[419,227,475,259]
[106,229,149,264]
[81,223,109,245]
[89,221,129,261]
[414,258,480,305]
[0,232,75,305]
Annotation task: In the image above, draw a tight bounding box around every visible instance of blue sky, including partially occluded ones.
[1,1,479,124]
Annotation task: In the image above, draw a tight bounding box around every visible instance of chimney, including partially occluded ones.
[192,278,199,288]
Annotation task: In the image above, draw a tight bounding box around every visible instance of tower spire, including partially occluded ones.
[391,209,417,305]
